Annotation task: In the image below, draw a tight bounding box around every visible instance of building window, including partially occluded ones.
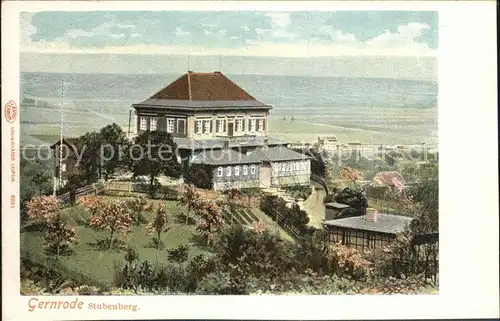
[196,120,203,134]
[236,119,243,132]
[243,165,248,175]
[217,119,225,133]
[235,166,240,176]
[301,162,306,170]
[166,118,175,133]
[177,119,185,134]
[204,120,211,134]
[250,119,256,132]
[295,162,300,171]
[281,163,286,172]
[226,166,231,176]
[258,119,264,131]
[149,118,157,131]
[250,165,256,175]
[140,117,148,130]
[217,167,223,177]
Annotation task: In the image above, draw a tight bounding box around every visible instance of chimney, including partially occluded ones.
[365,208,378,222]
[263,137,269,149]
[223,140,230,150]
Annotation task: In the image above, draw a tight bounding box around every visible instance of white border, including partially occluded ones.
[2,1,499,320]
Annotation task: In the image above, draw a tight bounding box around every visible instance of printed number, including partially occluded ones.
[10,195,16,208]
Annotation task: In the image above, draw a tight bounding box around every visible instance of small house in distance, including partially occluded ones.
[323,210,413,250]
[50,138,83,189]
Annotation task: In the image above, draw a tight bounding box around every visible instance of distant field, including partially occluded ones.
[21,106,437,146]
[20,72,438,146]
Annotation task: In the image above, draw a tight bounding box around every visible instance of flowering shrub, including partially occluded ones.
[178,184,201,224]
[43,214,77,257]
[195,200,224,246]
[80,195,105,217]
[250,220,266,234]
[338,166,363,187]
[328,242,373,280]
[145,204,170,252]
[89,200,132,251]
[125,197,149,225]
[27,195,59,222]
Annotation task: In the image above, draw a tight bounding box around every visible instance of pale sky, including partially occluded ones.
[20,11,438,78]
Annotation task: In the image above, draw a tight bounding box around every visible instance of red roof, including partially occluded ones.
[150,71,257,101]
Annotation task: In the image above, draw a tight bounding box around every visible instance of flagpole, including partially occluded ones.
[58,80,64,192]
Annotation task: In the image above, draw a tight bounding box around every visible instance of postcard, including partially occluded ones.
[2,1,498,320]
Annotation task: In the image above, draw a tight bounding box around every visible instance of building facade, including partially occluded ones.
[132,71,271,140]
[323,212,413,251]
[131,71,311,191]
[51,138,84,190]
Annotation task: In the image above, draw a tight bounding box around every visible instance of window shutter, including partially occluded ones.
[262,119,266,131]
[158,117,167,132]
[177,119,185,134]
[242,119,245,131]
[210,120,213,133]
[216,120,220,132]
[223,120,226,132]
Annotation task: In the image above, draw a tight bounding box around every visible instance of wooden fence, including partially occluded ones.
[269,208,302,239]
[21,183,105,218]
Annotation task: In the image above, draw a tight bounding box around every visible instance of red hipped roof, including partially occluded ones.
[150,71,257,101]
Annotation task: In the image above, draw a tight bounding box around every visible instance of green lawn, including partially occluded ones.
[20,199,210,287]
[20,197,294,287]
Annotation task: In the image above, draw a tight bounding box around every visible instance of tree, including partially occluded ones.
[178,184,201,224]
[125,197,148,225]
[195,200,224,246]
[223,188,241,225]
[89,200,133,250]
[130,131,182,197]
[146,204,170,257]
[74,131,103,183]
[27,195,59,222]
[20,158,52,199]
[44,214,77,257]
[338,166,364,192]
[184,164,212,189]
[99,123,129,180]
[80,195,105,217]
[167,244,190,267]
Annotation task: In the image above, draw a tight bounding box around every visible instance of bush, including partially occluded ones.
[259,194,310,233]
[283,185,313,200]
[184,164,212,189]
[212,225,293,280]
[292,230,330,274]
[328,243,373,281]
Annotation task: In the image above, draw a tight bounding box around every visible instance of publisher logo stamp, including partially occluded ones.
[4,100,17,123]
